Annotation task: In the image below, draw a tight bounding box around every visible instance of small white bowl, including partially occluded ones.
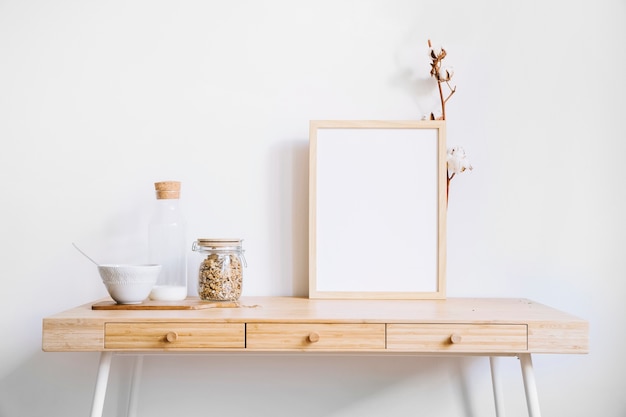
[98,264,161,304]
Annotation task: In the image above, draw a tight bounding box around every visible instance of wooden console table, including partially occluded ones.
[42,296,588,417]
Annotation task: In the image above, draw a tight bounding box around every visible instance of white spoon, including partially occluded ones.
[72,242,100,266]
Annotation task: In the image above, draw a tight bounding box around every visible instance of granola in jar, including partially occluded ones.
[192,239,245,301]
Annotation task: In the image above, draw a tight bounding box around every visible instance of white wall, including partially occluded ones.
[1,0,625,416]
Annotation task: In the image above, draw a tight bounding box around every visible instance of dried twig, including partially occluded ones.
[428,39,456,120]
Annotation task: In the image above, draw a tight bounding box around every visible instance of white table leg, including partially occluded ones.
[90,352,113,417]
[127,355,144,417]
[489,356,506,417]
[519,353,542,417]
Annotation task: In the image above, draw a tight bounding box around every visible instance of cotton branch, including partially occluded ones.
[428,39,456,120]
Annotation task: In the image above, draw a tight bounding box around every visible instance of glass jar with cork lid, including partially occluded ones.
[192,239,246,301]
[148,181,188,301]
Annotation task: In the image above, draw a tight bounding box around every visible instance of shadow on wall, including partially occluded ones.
[268,138,309,296]
[0,351,100,417]
[118,355,487,416]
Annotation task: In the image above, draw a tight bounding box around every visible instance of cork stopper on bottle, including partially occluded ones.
[154,181,181,199]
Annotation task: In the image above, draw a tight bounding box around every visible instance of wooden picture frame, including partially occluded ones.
[309,120,447,299]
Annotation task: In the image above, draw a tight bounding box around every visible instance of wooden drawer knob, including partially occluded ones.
[307,332,320,343]
[165,331,178,343]
[450,333,462,344]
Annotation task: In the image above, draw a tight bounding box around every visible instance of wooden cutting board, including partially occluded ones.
[92,298,248,310]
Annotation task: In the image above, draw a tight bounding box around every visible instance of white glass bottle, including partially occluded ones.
[148,181,188,301]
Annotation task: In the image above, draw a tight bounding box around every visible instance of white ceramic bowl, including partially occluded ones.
[98,264,161,304]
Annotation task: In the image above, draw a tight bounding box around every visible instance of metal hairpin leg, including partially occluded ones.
[489,356,506,417]
[127,355,144,417]
[519,353,542,417]
[90,352,113,417]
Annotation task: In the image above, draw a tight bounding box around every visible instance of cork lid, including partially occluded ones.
[154,181,181,199]
[196,238,242,248]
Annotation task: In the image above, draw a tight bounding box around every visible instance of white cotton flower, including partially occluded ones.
[447,146,473,177]
[438,66,454,81]
[429,45,444,60]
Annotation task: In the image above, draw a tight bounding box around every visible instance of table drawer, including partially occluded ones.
[246,323,386,351]
[105,322,245,350]
[386,324,527,352]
